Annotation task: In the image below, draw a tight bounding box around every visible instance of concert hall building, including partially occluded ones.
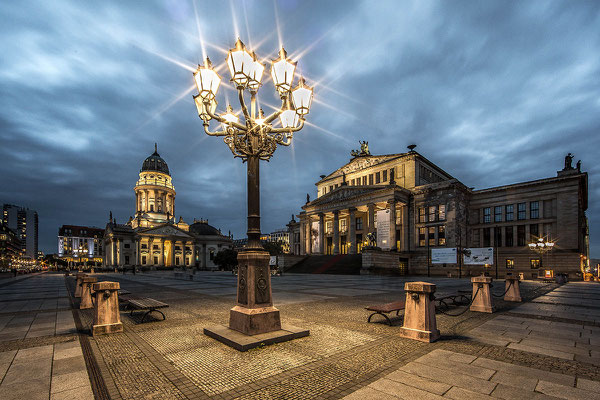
[289,145,589,279]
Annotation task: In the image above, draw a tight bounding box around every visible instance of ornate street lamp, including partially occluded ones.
[192,38,312,349]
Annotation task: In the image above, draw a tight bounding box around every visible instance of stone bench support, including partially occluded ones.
[74,273,87,298]
[80,276,98,310]
[92,281,123,336]
[398,282,440,343]
[504,277,522,302]
[470,276,495,313]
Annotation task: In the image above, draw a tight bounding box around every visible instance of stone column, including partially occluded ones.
[318,213,325,255]
[160,239,165,266]
[116,239,121,266]
[402,205,409,251]
[307,218,313,255]
[92,281,123,336]
[299,220,306,255]
[136,192,140,213]
[135,239,140,266]
[348,207,357,254]
[470,276,495,313]
[202,244,207,269]
[190,242,196,267]
[367,203,375,234]
[333,210,340,255]
[170,239,175,267]
[398,282,440,343]
[145,190,149,212]
[388,199,397,250]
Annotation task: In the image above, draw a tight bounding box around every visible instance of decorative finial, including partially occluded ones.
[407,144,417,152]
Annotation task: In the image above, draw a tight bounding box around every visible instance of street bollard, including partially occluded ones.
[92,281,123,336]
[504,277,522,302]
[74,273,87,298]
[470,276,495,313]
[398,282,440,343]
[79,276,98,309]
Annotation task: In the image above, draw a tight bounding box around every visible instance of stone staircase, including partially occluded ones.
[286,254,363,275]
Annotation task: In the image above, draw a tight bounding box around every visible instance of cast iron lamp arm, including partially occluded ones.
[203,122,228,136]
[237,88,251,124]
[204,101,248,131]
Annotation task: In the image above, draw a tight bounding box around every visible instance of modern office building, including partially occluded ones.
[57,225,104,264]
[2,204,38,259]
[0,223,22,267]
[290,145,589,278]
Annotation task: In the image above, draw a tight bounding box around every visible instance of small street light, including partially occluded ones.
[528,237,555,275]
[192,37,312,348]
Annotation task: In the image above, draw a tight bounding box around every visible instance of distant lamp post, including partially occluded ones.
[192,38,312,350]
[528,237,555,274]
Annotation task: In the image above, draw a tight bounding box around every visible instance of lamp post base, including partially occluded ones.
[203,248,309,350]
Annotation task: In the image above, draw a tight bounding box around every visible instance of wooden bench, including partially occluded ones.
[128,298,169,323]
[365,300,406,326]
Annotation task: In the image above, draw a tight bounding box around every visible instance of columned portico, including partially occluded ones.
[318,213,325,254]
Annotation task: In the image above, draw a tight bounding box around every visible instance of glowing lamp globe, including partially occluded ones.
[227,38,254,87]
[291,77,313,116]
[194,95,217,122]
[221,104,239,126]
[280,108,299,129]
[193,57,221,101]
[271,47,296,96]
[247,52,265,91]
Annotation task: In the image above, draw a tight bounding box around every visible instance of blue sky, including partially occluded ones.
[1,0,599,257]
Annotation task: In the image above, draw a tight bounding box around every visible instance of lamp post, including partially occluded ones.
[528,237,555,275]
[192,38,312,348]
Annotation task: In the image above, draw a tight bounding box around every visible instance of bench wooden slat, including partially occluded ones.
[365,300,405,313]
[128,298,169,310]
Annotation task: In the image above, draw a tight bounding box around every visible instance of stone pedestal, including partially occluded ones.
[504,277,522,302]
[204,250,309,351]
[74,273,87,298]
[80,276,97,310]
[398,282,440,343]
[92,281,123,336]
[470,276,495,313]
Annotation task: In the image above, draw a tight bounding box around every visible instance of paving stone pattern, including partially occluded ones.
[0,274,94,400]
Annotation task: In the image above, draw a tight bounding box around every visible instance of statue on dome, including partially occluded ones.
[351,140,371,157]
[564,153,574,170]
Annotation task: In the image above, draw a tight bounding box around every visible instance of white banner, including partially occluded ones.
[269,256,277,266]
[311,221,320,252]
[376,209,391,250]
[464,247,494,265]
[431,248,457,264]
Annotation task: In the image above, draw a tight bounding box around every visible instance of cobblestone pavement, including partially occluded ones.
[344,281,600,399]
[0,273,94,400]
[56,270,595,399]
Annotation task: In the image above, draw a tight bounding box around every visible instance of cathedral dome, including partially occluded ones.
[141,143,170,176]
[189,220,221,236]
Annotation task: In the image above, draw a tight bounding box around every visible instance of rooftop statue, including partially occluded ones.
[565,153,574,170]
[351,140,371,157]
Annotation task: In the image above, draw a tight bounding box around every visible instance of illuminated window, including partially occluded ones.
[339,218,347,233]
[517,203,526,220]
[428,206,436,222]
[326,221,333,234]
[418,227,426,247]
[419,208,426,223]
[530,259,540,269]
[438,225,446,245]
[483,207,491,223]
[428,227,435,246]
[438,205,446,221]
[506,259,514,269]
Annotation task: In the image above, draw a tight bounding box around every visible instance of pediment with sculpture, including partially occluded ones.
[307,187,381,206]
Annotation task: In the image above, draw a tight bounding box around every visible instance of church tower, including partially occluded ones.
[131,144,176,229]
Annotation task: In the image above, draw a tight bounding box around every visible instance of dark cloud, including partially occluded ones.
[1,0,599,257]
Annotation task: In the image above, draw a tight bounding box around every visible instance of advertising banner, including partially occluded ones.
[431,248,457,264]
[311,221,320,252]
[464,247,494,265]
[376,209,390,250]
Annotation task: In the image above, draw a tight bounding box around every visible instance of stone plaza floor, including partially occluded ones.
[1,271,600,399]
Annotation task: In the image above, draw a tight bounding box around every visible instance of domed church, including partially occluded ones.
[103,144,232,269]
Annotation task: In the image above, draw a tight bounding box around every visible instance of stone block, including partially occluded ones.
[470,275,495,313]
[79,277,97,310]
[504,277,522,302]
[74,274,87,298]
[398,281,440,343]
[92,281,122,336]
